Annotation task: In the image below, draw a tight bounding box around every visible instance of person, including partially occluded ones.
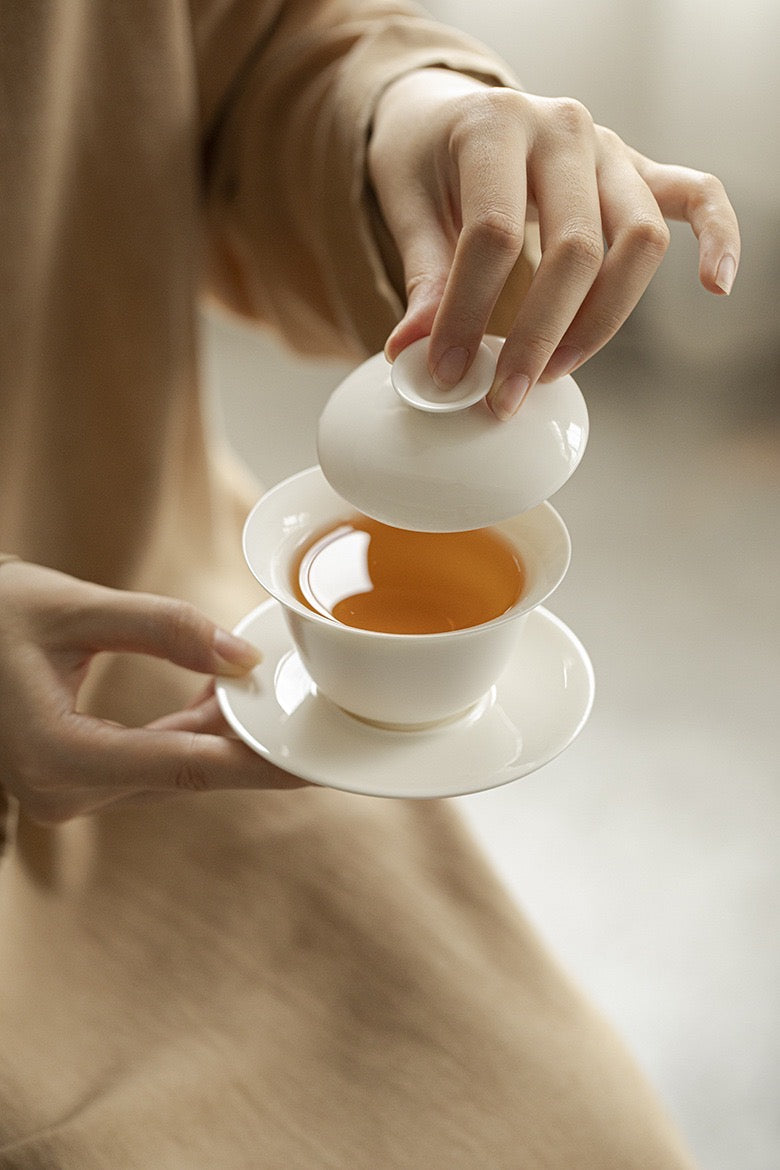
[0,2,739,1166]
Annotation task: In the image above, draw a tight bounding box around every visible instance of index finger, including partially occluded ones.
[427,93,529,386]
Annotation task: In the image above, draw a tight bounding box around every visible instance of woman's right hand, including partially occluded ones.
[370,70,741,419]
[0,560,305,824]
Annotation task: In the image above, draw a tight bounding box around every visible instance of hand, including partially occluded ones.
[0,561,305,823]
[368,69,741,418]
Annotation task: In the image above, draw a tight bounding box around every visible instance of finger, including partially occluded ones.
[383,210,454,362]
[67,588,261,678]
[148,678,217,721]
[426,95,529,387]
[370,68,493,363]
[23,784,178,823]
[384,273,445,363]
[629,153,741,294]
[487,100,604,419]
[146,692,235,737]
[538,136,671,381]
[23,778,244,824]
[65,715,307,793]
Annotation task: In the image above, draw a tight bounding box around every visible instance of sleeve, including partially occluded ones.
[0,555,20,859]
[193,0,524,359]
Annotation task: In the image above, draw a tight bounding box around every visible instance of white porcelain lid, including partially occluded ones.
[317,336,589,532]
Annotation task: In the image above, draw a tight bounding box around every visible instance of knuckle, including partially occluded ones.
[626,216,671,261]
[551,225,604,274]
[7,712,105,824]
[452,86,524,136]
[681,170,730,229]
[10,753,78,823]
[595,124,625,153]
[11,736,53,798]
[480,86,528,125]
[694,170,725,202]
[170,738,211,793]
[161,597,203,661]
[549,96,593,135]
[467,208,525,257]
[591,306,630,337]
[522,332,561,367]
[405,272,447,301]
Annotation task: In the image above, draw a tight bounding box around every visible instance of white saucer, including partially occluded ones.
[217,601,594,799]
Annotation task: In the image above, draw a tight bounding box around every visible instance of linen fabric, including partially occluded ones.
[0,3,697,1166]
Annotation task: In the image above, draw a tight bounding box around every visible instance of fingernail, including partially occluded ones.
[489,375,531,421]
[541,345,583,382]
[213,628,262,676]
[432,346,469,389]
[715,254,736,295]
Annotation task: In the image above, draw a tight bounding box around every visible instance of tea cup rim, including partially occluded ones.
[242,466,571,643]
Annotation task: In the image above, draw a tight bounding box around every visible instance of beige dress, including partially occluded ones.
[0,3,698,1166]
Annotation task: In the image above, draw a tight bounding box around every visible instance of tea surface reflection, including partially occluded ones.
[291,517,525,635]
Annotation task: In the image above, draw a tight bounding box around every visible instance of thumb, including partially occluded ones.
[145,684,233,736]
[381,205,454,364]
[385,276,442,363]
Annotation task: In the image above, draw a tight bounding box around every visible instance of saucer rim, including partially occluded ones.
[216,600,594,799]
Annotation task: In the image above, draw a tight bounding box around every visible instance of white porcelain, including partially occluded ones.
[390,337,497,412]
[317,335,589,531]
[216,601,595,799]
[242,466,571,729]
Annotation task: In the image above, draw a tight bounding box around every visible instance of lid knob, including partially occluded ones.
[391,338,496,413]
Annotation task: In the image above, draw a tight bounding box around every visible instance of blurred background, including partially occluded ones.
[202,3,779,1167]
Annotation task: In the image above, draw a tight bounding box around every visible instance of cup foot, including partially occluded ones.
[332,691,493,733]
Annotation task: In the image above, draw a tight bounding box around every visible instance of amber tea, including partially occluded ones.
[290,516,526,635]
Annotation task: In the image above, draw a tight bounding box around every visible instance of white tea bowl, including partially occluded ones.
[242,466,571,729]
